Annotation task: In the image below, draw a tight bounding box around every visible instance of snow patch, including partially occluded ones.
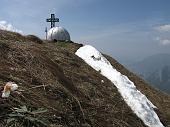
[75,45,164,127]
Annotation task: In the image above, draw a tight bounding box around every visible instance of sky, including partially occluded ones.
[0,0,170,64]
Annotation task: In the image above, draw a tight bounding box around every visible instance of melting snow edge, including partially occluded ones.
[75,45,164,127]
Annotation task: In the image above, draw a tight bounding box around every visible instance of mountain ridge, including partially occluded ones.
[127,53,170,94]
[0,29,170,127]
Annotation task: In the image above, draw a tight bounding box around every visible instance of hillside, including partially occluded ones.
[0,30,170,127]
[127,54,170,94]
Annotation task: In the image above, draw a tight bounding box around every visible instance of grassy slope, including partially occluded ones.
[0,30,169,127]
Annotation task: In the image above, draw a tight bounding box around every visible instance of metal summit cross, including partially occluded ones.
[46,14,59,28]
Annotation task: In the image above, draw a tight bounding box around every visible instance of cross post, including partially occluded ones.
[46,14,59,28]
[45,27,47,40]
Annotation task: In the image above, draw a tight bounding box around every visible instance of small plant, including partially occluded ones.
[56,41,68,47]
[7,105,49,127]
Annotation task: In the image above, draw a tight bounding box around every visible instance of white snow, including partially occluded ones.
[75,45,164,127]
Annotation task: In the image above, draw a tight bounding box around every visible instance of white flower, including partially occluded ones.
[2,82,18,98]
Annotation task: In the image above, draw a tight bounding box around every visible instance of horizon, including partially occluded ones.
[0,0,170,63]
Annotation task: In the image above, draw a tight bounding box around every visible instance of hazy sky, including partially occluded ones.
[1,0,170,63]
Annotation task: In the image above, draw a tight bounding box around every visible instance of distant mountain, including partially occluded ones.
[127,54,170,94]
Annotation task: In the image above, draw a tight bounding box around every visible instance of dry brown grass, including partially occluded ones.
[0,30,169,127]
